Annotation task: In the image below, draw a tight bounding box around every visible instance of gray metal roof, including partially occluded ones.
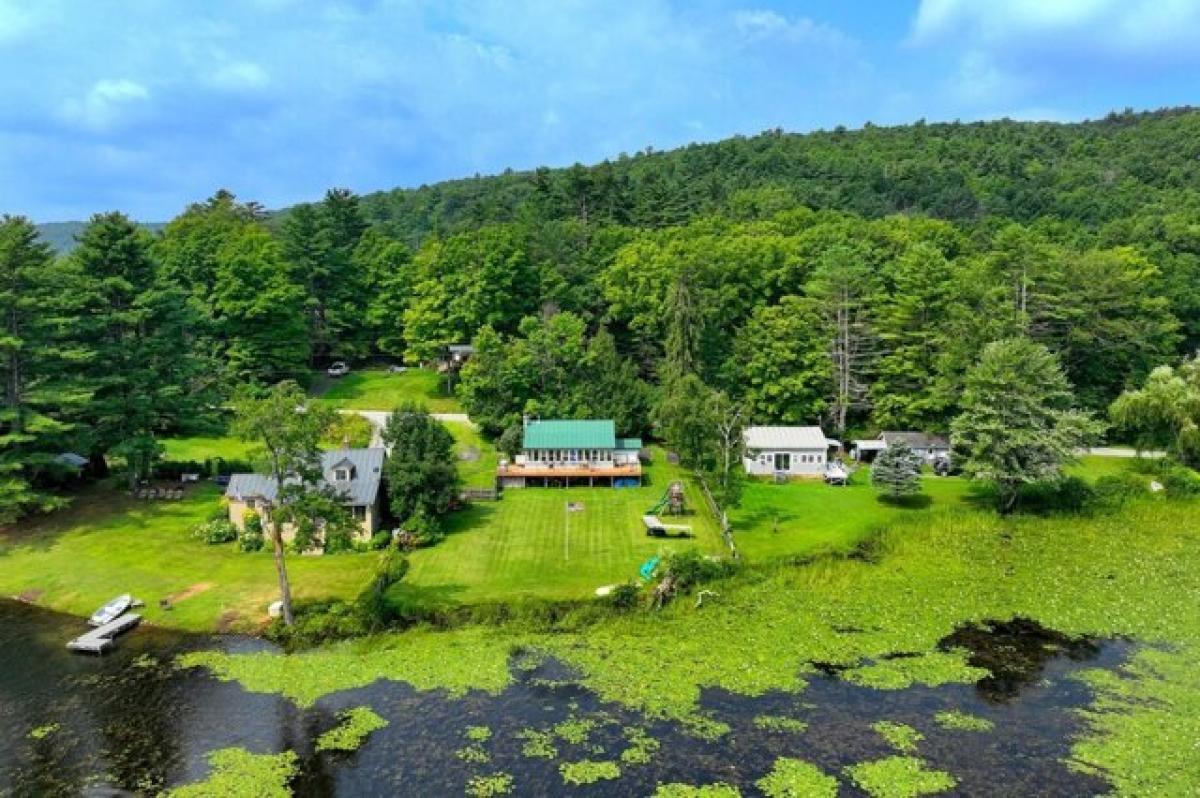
[880,431,950,449]
[225,448,385,507]
[744,426,828,450]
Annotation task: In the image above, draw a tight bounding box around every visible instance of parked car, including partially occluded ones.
[327,362,350,377]
[388,364,408,373]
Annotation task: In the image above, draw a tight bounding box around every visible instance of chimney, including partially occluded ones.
[341,434,350,450]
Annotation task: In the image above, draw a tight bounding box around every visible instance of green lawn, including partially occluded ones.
[162,435,257,464]
[446,421,499,489]
[394,452,726,606]
[730,469,977,563]
[315,368,463,412]
[0,485,378,632]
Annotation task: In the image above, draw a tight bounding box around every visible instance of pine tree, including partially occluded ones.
[870,441,923,500]
[0,217,82,520]
[72,213,209,488]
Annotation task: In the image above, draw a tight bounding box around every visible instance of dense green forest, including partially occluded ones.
[6,107,1200,521]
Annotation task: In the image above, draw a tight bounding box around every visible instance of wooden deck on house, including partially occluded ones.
[497,464,642,478]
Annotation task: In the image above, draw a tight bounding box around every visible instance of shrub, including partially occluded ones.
[403,509,445,548]
[369,530,393,550]
[192,519,238,545]
[268,600,368,648]
[1164,466,1200,498]
[1093,473,1150,508]
[155,459,207,480]
[606,582,642,610]
[323,523,356,555]
[664,549,737,592]
[1014,476,1094,514]
[209,457,254,476]
[238,511,265,552]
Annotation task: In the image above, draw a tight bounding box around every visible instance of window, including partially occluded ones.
[334,468,351,481]
[774,453,792,471]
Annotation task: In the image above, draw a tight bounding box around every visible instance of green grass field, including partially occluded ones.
[161,435,257,464]
[446,421,500,489]
[731,469,977,562]
[395,453,726,606]
[0,485,377,632]
[315,368,463,412]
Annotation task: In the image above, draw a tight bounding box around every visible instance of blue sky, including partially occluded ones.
[2,0,1199,221]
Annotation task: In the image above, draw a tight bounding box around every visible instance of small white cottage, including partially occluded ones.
[743,426,831,478]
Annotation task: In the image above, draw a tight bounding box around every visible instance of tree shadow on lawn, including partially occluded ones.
[440,502,500,537]
[0,483,217,554]
[876,494,934,510]
[383,581,471,620]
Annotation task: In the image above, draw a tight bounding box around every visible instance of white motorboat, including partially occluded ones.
[88,594,132,627]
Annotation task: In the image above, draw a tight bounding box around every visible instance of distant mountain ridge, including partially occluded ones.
[35,105,1200,253]
[35,221,166,254]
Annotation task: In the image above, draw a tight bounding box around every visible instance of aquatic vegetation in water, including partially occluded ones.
[1071,646,1200,795]
[175,501,1200,794]
[465,725,493,742]
[755,757,839,798]
[559,759,621,785]
[554,715,598,745]
[516,728,558,759]
[456,744,491,764]
[164,748,298,797]
[315,706,389,753]
[176,626,514,707]
[872,720,924,753]
[933,710,994,732]
[653,784,742,797]
[752,715,808,734]
[681,713,731,740]
[27,723,60,740]
[844,755,956,797]
[619,726,660,765]
[465,772,514,797]
[842,651,987,691]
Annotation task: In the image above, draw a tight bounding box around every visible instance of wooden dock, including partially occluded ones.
[67,613,141,654]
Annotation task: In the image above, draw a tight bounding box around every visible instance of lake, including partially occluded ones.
[0,600,1124,796]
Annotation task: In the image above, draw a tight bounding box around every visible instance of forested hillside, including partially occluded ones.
[3,107,1200,522]
[352,107,1200,245]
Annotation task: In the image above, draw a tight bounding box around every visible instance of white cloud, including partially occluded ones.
[59,79,150,131]
[733,9,853,48]
[911,0,1200,57]
[0,0,41,43]
[210,60,270,91]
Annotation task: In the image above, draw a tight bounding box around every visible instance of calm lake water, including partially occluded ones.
[0,600,1121,796]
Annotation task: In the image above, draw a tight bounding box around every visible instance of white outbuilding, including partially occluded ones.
[743,426,832,478]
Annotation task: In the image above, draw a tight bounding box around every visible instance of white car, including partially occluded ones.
[327,362,350,377]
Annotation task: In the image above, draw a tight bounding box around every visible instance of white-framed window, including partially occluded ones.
[334,468,351,481]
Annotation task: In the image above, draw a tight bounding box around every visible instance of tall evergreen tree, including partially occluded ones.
[213,225,311,384]
[0,217,83,520]
[72,213,207,488]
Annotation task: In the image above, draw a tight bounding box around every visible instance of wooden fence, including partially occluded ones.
[694,471,739,559]
[460,487,499,501]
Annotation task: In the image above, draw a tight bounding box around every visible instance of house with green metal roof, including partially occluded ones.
[498,419,643,487]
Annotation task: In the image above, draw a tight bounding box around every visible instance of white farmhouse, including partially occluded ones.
[743,426,832,478]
